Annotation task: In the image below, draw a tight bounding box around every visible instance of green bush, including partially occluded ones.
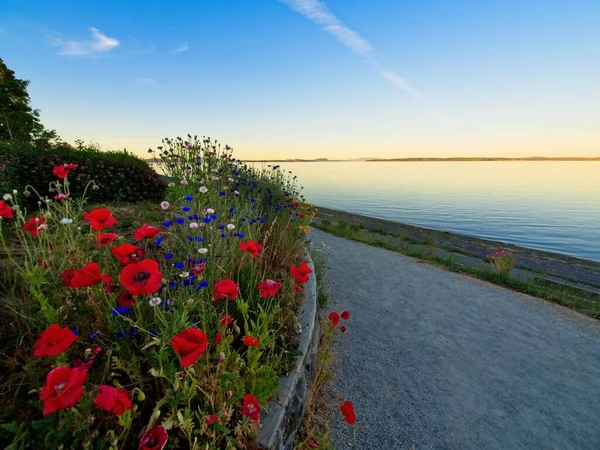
[0,142,166,206]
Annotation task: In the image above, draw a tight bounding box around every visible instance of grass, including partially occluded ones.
[295,249,336,450]
[314,221,600,320]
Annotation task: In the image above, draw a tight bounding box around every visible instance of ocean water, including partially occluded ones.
[274,161,600,262]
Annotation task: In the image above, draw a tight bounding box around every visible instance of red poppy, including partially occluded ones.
[0,200,14,219]
[293,284,303,292]
[33,324,78,357]
[339,400,356,425]
[170,328,209,367]
[340,310,351,321]
[340,326,347,333]
[61,269,76,287]
[328,312,340,328]
[290,262,312,283]
[257,279,282,298]
[213,332,223,345]
[112,244,144,265]
[96,233,117,247]
[117,290,136,307]
[120,259,162,295]
[83,208,117,231]
[243,335,260,347]
[307,435,319,448]
[54,192,69,201]
[71,262,110,288]
[220,315,233,328]
[213,279,239,300]
[239,239,263,258]
[139,425,168,450]
[52,163,78,179]
[242,394,261,422]
[205,414,218,425]
[192,262,206,275]
[300,213,306,219]
[134,224,161,240]
[23,217,45,236]
[94,385,132,416]
[73,346,102,370]
[40,366,87,415]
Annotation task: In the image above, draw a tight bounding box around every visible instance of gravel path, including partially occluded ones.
[310,228,600,450]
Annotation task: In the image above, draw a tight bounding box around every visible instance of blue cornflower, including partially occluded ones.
[203,217,211,223]
[149,329,157,336]
[154,237,164,246]
[235,232,245,238]
[163,220,173,227]
[71,328,79,336]
[176,262,184,269]
[220,233,227,238]
[185,195,194,201]
[129,327,138,336]
[250,198,256,203]
[195,236,204,242]
[175,217,185,224]
[242,218,247,222]
[111,306,132,315]
[182,206,191,212]
[218,225,225,230]
[230,207,237,214]
[187,236,194,241]
[116,331,126,339]
[219,191,226,196]
[196,280,209,290]
[89,331,101,339]
[165,253,174,260]
[168,281,177,289]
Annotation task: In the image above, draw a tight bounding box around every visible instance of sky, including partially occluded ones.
[1,0,599,159]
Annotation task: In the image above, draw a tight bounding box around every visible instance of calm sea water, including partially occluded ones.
[275,161,600,262]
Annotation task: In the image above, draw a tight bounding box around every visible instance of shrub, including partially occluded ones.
[0,136,316,449]
[0,141,166,207]
[488,247,516,275]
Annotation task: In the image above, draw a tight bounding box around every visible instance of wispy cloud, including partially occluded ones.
[171,43,189,54]
[280,0,373,56]
[280,0,446,124]
[136,77,160,88]
[48,27,119,56]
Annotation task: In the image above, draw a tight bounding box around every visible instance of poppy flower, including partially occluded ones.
[134,224,161,240]
[40,366,87,415]
[239,239,263,258]
[33,324,78,357]
[54,192,69,201]
[220,315,233,327]
[243,335,260,347]
[213,332,223,345]
[23,217,45,236]
[290,262,312,284]
[213,279,239,300]
[307,435,319,448]
[71,262,110,288]
[52,163,78,179]
[94,385,132,416]
[170,328,209,367]
[83,208,117,231]
[192,262,206,275]
[339,400,356,425]
[205,414,218,425]
[340,310,351,321]
[293,284,303,292]
[139,425,168,450]
[0,200,14,219]
[112,244,144,265]
[61,269,76,287]
[340,326,347,333]
[96,233,117,247]
[257,279,282,298]
[117,290,136,307]
[120,259,162,296]
[242,394,261,422]
[328,312,340,328]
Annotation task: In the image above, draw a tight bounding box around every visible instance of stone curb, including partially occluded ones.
[257,253,319,450]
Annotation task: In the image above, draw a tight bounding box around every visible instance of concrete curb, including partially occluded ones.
[257,253,319,450]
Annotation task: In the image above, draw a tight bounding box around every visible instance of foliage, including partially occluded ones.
[0,141,166,206]
[0,136,316,449]
[0,58,57,145]
[487,248,516,275]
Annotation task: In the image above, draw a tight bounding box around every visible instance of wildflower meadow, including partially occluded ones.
[0,135,319,449]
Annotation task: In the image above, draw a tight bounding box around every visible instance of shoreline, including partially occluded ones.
[314,206,600,292]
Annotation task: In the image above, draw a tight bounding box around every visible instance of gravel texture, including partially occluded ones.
[310,228,600,450]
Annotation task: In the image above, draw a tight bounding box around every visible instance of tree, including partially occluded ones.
[0,57,58,143]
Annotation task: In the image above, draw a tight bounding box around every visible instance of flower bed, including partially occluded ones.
[0,136,316,449]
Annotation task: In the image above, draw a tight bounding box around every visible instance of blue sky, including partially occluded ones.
[1,0,599,159]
